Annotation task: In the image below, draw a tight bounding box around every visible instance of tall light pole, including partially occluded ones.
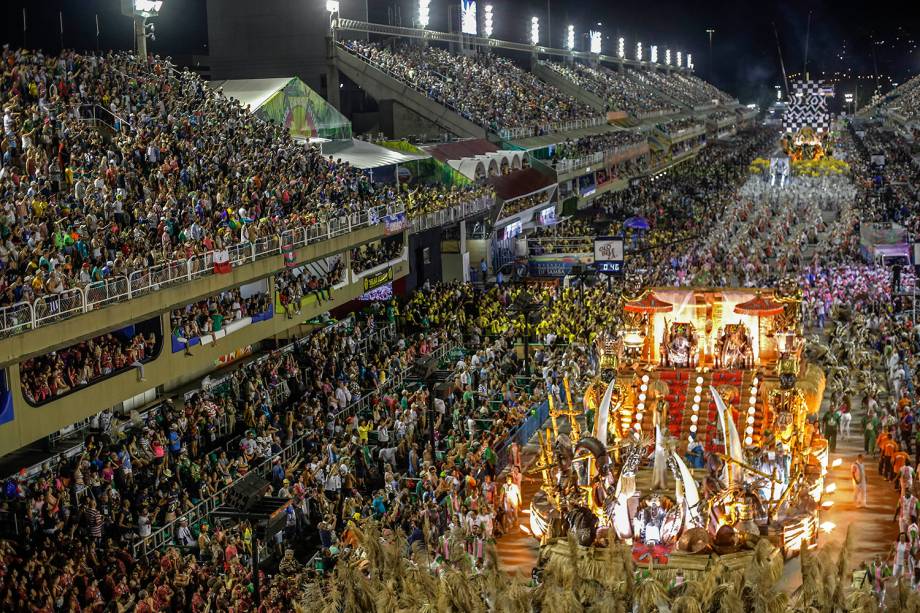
[122,0,163,61]
[706,28,715,77]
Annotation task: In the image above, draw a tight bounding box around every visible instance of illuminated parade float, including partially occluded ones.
[528,277,828,567]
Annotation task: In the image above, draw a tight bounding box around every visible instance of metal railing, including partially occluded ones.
[497,116,608,141]
[551,142,650,175]
[409,196,495,233]
[0,203,404,339]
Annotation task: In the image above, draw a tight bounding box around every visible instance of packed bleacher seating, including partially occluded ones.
[640,70,718,108]
[500,192,553,217]
[540,61,679,116]
[708,109,736,125]
[0,47,400,322]
[551,130,645,165]
[672,72,735,105]
[849,121,920,232]
[527,217,595,254]
[862,72,920,121]
[343,41,597,135]
[656,117,704,136]
[0,280,581,611]
[403,183,494,219]
[20,326,158,403]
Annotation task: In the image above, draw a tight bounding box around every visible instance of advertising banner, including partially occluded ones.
[363,267,394,292]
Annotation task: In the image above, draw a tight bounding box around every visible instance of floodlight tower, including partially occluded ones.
[531,17,540,46]
[484,5,494,38]
[122,0,162,61]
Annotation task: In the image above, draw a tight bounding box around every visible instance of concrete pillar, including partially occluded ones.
[326,36,341,111]
[134,15,147,61]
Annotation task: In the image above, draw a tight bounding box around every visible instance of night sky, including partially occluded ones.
[0,0,917,107]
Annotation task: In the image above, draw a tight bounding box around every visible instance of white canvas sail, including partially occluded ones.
[711,385,745,485]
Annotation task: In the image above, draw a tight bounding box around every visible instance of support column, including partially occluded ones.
[134,15,147,60]
[326,36,342,111]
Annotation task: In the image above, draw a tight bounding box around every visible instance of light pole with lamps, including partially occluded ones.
[121,0,163,61]
[706,28,715,77]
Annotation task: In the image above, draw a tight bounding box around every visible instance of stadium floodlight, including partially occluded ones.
[531,16,539,46]
[650,45,658,63]
[636,41,642,61]
[325,0,339,13]
[123,0,165,60]
[134,0,163,16]
[484,5,493,37]
[676,51,682,67]
[589,30,602,54]
[461,0,477,35]
[418,0,430,28]
[687,53,693,70]
[665,49,671,65]
[617,37,625,59]
[566,25,575,51]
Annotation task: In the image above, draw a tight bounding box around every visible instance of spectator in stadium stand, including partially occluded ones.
[0,47,409,318]
[343,41,596,134]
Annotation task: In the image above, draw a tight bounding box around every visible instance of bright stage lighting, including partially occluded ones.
[665,49,671,65]
[676,51,682,67]
[484,4,493,37]
[589,30,601,54]
[567,25,575,50]
[531,17,540,45]
[617,37,625,58]
[461,0,477,35]
[636,41,642,61]
[418,0,430,28]
[134,0,163,14]
[687,53,693,69]
[651,45,658,63]
[325,0,339,13]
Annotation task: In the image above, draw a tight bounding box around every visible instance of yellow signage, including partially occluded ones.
[363,268,393,292]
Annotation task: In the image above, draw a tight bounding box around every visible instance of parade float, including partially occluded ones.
[527,276,827,570]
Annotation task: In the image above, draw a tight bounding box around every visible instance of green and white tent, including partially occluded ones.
[208,76,352,140]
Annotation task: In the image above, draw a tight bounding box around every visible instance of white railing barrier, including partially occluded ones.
[0,302,34,338]
[0,205,405,338]
[34,288,85,325]
[85,276,129,310]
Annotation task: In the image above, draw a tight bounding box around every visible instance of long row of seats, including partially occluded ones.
[541,61,680,116]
